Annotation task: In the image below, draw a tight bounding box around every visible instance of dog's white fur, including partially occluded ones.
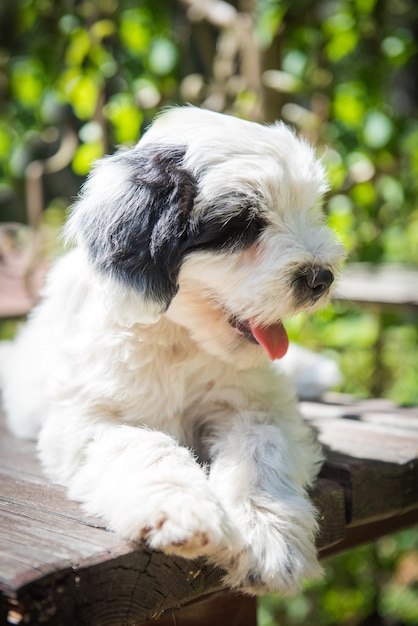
[1,108,344,594]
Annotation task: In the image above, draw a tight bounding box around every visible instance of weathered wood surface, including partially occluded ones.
[334,263,418,310]
[1,396,417,625]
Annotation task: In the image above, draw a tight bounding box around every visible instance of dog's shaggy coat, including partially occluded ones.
[1,107,344,594]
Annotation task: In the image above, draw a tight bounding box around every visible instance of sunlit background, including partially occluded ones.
[0,1,417,624]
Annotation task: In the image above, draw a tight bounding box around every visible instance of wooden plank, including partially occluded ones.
[142,593,257,626]
[311,478,346,550]
[319,506,418,560]
[0,418,42,480]
[321,452,418,525]
[2,551,224,626]
[314,418,417,464]
[334,263,418,310]
[0,491,131,592]
[0,472,101,528]
[1,396,418,624]
[302,397,418,525]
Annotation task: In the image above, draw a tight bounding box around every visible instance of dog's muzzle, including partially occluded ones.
[292,265,334,305]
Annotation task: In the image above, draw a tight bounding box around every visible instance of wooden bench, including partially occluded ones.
[333,262,418,312]
[1,396,418,626]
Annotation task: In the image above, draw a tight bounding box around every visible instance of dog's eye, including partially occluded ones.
[188,206,266,252]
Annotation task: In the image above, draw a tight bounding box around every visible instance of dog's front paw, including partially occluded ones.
[114,483,237,559]
[217,496,322,595]
[139,486,237,558]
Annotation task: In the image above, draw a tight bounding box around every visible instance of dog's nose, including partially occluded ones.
[305,267,334,298]
[293,266,334,303]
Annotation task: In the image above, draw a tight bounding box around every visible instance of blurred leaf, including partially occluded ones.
[321,312,380,348]
[362,111,394,149]
[10,59,44,107]
[79,121,103,143]
[133,77,161,109]
[323,149,346,189]
[327,195,355,250]
[263,69,303,93]
[120,8,152,55]
[347,151,375,182]
[354,0,378,14]
[282,50,307,77]
[323,13,359,62]
[104,93,143,144]
[65,27,90,66]
[350,181,377,206]
[321,587,371,622]
[72,141,103,175]
[256,2,286,48]
[59,70,100,119]
[148,37,178,76]
[332,83,366,128]
[90,19,115,41]
[0,125,13,156]
[377,174,404,207]
[380,583,418,624]
[59,14,80,35]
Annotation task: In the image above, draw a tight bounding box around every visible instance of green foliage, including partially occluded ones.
[0,0,179,191]
[259,528,418,626]
[1,2,418,624]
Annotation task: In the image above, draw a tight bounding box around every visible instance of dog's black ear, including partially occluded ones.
[68,144,197,314]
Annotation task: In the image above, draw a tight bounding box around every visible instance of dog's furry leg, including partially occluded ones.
[38,415,237,558]
[207,419,323,595]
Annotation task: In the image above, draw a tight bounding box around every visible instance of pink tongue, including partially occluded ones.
[249,318,289,360]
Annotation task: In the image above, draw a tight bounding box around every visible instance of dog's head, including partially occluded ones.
[66,107,345,367]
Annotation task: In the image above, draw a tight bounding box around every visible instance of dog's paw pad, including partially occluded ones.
[168,530,210,555]
[142,521,211,558]
[171,531,209,549]
[141,517,166,534]
[137,505,221,558]
[125,484,235,558]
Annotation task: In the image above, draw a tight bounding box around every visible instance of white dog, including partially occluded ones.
[1,107,344,595]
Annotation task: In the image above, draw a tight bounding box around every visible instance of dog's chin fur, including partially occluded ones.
[166,286,266,370]
[0,107,345,595]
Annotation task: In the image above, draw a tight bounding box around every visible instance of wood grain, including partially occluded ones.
[1,395,418,625]
[334,263,418,310]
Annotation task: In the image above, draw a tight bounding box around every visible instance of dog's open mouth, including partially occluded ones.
[228,316,289,360]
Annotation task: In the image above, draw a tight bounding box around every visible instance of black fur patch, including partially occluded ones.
[80,144,197,309]
[189,194,267,252]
